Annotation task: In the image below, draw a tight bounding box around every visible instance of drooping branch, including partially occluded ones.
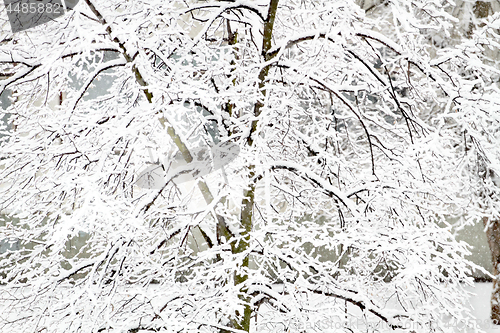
[305,72,377,176]
[266,29,403,59]
[270,161,360,216]
[71,58,127,111]
[183,1,266,22]
[307,288,404,329]
[266,251,406,329]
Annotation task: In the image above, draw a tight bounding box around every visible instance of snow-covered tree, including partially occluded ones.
[454,0,500,324]
[1,0,499,332]
[414,0,500,324]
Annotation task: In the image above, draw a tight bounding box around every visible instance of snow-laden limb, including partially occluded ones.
[267,28,404,59]
[183,0,267,24]
[269,161,361,216]
[70,58,127,111]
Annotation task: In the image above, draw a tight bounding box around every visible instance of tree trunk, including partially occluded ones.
[229,1,279,331]
[472,1,496,324]
[232,177,255,332]
[484,217,500,324]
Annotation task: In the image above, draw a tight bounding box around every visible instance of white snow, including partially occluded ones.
[466,283,500,333]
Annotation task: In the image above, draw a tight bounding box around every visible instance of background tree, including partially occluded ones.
[361,0,500,324]
[456,0,500,324]
[0,0,499,332]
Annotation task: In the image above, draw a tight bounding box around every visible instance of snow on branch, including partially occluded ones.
[270,161,360,216]
[183,0,267,23]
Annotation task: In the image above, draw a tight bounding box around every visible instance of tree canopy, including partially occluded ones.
[1,0,500,332]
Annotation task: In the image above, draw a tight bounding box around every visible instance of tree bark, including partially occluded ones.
[230,0,279,331]
[471,0,499,324]
[484,216,500,323]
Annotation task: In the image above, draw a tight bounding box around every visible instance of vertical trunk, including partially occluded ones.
[232,169,255,332]
[484,216,500,324]
[474,1,491,18]
[247,0,279,146]
[230,1,279,331]
[472,0,496,324]
[468,1,491,36]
